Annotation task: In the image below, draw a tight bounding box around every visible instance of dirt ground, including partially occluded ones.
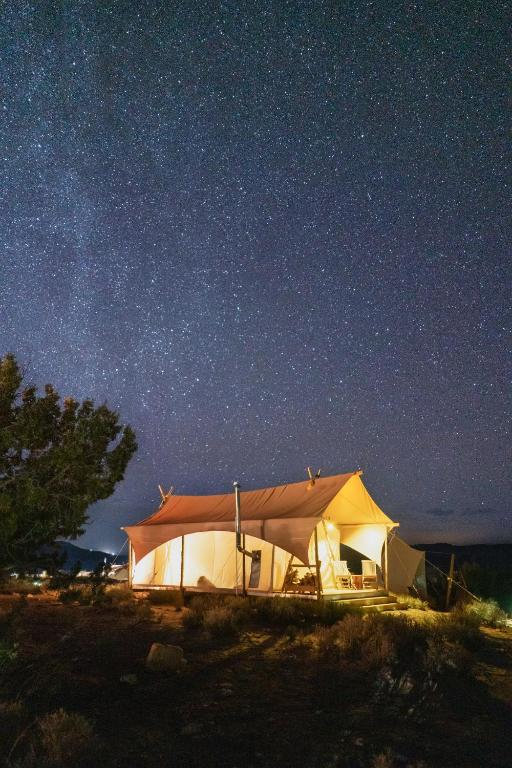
[1,593,511,768]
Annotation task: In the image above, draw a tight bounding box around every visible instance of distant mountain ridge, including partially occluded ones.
[53,542,127,572]
[413,542,512,571]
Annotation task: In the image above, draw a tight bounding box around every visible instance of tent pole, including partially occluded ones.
[314,526,322,600]
[445,553,455,611]
[180,535,185,598]
[242,533,247,597]
[384,529,389,591]
[128,541,133,589]
[269,544,275,594]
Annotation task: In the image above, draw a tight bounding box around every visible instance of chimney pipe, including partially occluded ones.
[233,481,256,559]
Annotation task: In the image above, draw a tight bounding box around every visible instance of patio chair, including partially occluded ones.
[333,560,353,590]
[361,560,378,589]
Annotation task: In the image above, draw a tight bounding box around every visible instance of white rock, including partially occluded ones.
[146,643,184,672]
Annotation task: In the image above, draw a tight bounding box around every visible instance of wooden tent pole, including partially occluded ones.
[445,553,455,611]
[314,526,322,600]
[384,530,389,591]
[242,533,247,597]
[269,544,275,594]
[180,535,185,598]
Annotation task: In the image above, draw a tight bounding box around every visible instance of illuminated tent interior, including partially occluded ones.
[124,471,422,598]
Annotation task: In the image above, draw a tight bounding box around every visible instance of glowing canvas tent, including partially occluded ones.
[124,471,403,597]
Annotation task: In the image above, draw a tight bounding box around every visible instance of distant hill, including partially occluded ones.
[413,543,512,572]
[44,542,127,572]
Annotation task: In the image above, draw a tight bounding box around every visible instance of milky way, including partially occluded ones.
[0,1,510,551]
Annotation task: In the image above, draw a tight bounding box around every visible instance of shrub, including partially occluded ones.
[147,589,184,609]
[460,598,508,628]
[252,597,301,627]
[311,614,406,669]
[434,612,482,651]
[0,638,18,673]
[182,596,250,637]
[202,606,241,639]
[372,751,395,768]
[128,600,153,620]
[105,584,134,604]
[182,594,227,630]
[58,586,86,604]
[46,574,70,590]
[0,578,42,596]
[58,583,142,612]
[395,593,429,611]
[39,709,95,765]
[0,700,27,758]
[252,596,359,628]
[186,594,225,614]
[181,594,362,633]
[0,598,25,643]
[425,635,473,675]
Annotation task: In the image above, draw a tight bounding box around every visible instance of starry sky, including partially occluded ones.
[0,1,510,552]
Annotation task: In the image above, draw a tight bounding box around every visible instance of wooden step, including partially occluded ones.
[324,589,387,602]
[361,602,400,612]
[332,595,394,608]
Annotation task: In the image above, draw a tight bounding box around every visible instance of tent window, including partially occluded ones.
[249,551,262,589]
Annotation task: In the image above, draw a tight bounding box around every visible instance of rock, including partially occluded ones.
[120,673,138,685]
[146,643,185,672]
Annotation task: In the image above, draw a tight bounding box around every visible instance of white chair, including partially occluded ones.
[333,560,353,590]
[361,560,378,589]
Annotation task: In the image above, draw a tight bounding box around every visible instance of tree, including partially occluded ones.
[0,354,137,570]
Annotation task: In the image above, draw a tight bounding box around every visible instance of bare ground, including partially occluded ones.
[0,593,511,768]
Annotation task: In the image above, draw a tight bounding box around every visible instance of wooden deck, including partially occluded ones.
[132,584,399,610]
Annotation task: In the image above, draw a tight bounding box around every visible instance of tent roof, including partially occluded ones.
[125,472,398,565]
[136,472,356,527]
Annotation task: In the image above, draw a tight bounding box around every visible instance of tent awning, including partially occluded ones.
[125,472,398,564]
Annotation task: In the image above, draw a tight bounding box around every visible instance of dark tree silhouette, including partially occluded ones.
[0,354,137,570]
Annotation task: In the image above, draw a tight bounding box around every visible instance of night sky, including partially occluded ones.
[1,1,510,552]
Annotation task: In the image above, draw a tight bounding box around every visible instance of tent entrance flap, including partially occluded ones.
[337,524,388,565]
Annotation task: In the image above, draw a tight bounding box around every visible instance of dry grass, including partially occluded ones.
[394,593,429,611]
[39,708,95,765]
[458,598,509,627]
[147,589,184,609]
[0,578,43,596]
[0,592,511,768]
